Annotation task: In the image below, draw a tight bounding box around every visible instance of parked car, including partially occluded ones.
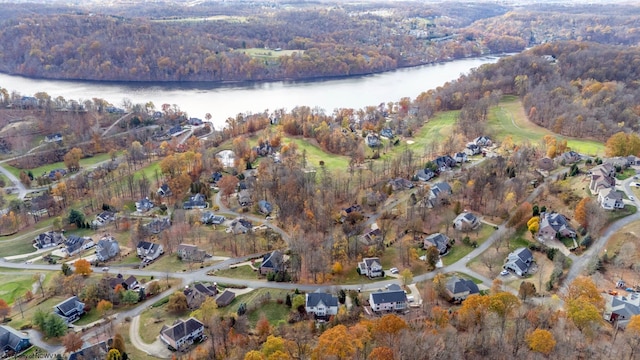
[102,267,109,272]
[630,196,635,201]
[500,270,509,276]
[389,267,399,274]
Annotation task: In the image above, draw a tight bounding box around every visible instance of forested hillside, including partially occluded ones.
[410,41,640,143]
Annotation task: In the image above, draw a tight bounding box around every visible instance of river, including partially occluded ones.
[0,56,500,129]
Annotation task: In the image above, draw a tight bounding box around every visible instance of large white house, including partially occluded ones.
[305,293,339,318]
[369,289,408,313]
[358,257,383,278]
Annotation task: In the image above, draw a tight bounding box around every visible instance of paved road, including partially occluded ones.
[25,329,63,354]
[130,315,173,358]
[0,162,27,199]
[102,113,133,137]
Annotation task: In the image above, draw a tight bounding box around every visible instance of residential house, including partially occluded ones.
[453,212,480,232]
[559,151,581,164]
[44,133,63,143]
[428,182,452,207]
[210,172,223,184]
[188,117,203,126]
[144,218,171,235]
[255,141,274,157]
[160,318,205,351]
[358,257,383,278]
[537,212,576,242]
[445,276,480,302]
[193,283,218,298]
[473,136,492,147]
[0,325,30,356]
[157,184,172,197]
[454,152,468,163]
[63,235,93,257]
[34,231,65,249]
[258,200,273,215]
[503,247,534,276]
[95,236,120,262]
[201,211,225,225]
[136,241,164,262]
[380,128,394,139]
[183,194,207,210]
[598,189,625,210]
[238,190,252,207]
[177,244,207,262]
[606,157,632,169]
[53,296,85,324]
[92,211,115,227]
[537,157,555,172]
[109,274,138,291]
[415,168,436,182]
[627,155,640,166]
[360,227,382,246]
[135,198,154,212]
[230,218,252,234]
[216,290,236,307]
[434,155,456,172]
[305,293,339,318]
[388,178,414,191]
[184,287,206,309]
[68,341,108,360]
[48,168,67,181]
[464,143,481,156]
[260,250,284,276]
[341,204,363,222]
[168,125,183,137]
[603,293,640,328]
[589,163,616,195]
[365,133,381,148]
[369,289,408,313]
[424,233,450,255]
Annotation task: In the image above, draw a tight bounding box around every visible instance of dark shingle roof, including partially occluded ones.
[306,293,338,308]
[0,325,29,352]
[161,318,203,342]
[370,290,407,304]
[68,341,108,360]
[55,296,81,315]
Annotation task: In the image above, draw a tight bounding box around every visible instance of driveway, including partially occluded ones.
[129,315,173,359]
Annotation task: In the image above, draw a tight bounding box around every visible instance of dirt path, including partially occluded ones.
[129,315,173,359]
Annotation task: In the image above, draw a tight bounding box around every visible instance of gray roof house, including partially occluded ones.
[157,183,172,197]
[503,247,534,276]
[0,325,30,356]
[34,231,65,249]
[424,233,450,255]
[144,218,172,235]
[369,289,408,313]
[446,276,480,302]
[453,212,480,232]
[305,293,339,318]
[598,188,625,210]
[258,200,273,215]
[604,293,640,328]
[63,235,93,257]
[216,290,236,307]
[201,211,225,225]
[92,211,115,227]
[365,133,381,148]
[428,182,452,207]
[177,244,207,262]
[260,250,284,275]
[95,236,120,262]
[53,296,85,324]
[238,190,252,207]
[183,194,208,210]
[135,198,154,212]
[68,341,108,360]
[589,163,616,195]
[560,151,581,164]
[136,241,164,262]
[358,257,383,278]
[160,318,204,351]
[537,212,576,242]
[415,168,436,182]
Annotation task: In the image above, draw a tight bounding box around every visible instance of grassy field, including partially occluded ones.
[117,322,156,359]
[0,275,34,305]
[442,224,496,266]
[213,265,258,280]
[220,288,292,326]
[489,96,605,156]
[139,302,184,343]
[133,161,161,182]
[237,48,298,59]
[283,138,350,171]
[5,152,114,178]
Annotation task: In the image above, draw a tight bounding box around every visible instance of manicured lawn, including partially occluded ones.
[117,322,156,359]
[510,230,532,249]
[133,161,161,182]
[8,296,66,330]
[213,265,258,280]
[616,168,636,180]
[217,288,291,321]
[283,138,350,171]
[73,307,103,326]
[246,301,291,327]
[238,48,298,59]
[442,224,495,266]
[139,303,185,343]
[0,276,34,305]
[488,96,604,156]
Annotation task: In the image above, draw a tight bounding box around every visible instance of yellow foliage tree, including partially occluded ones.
[331,261,343,275]
[73,259,92,276]
[312,325,355,360]
[526,328,556,355]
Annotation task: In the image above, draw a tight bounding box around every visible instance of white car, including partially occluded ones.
[500,270,509,276]
[631,196,635,201]
[389,267,399,274]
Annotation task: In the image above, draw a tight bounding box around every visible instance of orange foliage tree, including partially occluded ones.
[526,328,556,356]
[73,259,92,276]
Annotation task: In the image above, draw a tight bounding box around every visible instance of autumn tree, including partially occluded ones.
[489,292,520,339]
[218,175,239,200]
[425,246,440,270]
[373,314,407,348]
[625,315,640,359]
[518,282,536,302]
[574,197,590,229]
[400,269,413,286]
[97,300,113,316]
[507,202,533,230]
[167,291,188,313]
[106,348,122,360]
[255,314,272,340]
[0,299,9,321]
[74,259,92,276]
[62,331,83,353]
[605,132,640,157]
[565,276,604,336]
[63,147,83,172]
[526,328,556,356]
[112,333,126,357]
[312,325,355,360]
[368,347,395,360]
[261,335,290,359]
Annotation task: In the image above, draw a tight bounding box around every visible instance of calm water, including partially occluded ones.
[0,57,499,129]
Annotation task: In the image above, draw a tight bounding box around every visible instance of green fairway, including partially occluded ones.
[6,152,115,179]
[283,138,351,171]
[237,48,298,59]
[489,96,604,156]
[0,276,34,305]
